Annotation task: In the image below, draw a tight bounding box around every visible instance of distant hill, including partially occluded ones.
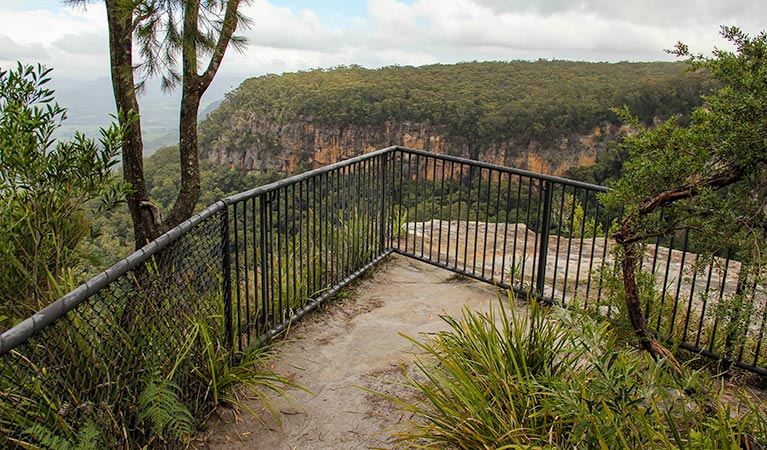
[50,75,242,155]
[199,61,715,177]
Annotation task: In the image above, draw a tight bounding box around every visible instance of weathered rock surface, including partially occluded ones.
[201,119,623,177]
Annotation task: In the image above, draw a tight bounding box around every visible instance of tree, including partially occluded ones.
[69,0,248,248]
[602,27,767,367]
[0,63,128,318]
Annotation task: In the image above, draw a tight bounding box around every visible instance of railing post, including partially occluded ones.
[535,181,553,298]
[379,153,388,253]
[259,194,271,335]
[221,206,234,350]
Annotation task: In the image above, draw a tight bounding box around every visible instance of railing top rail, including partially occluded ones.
[396,147,609,192]
[0,200,227,356]
[223,146,397,204]
[1,144,603,356]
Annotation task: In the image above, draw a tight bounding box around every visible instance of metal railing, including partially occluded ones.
[1,146,765,448]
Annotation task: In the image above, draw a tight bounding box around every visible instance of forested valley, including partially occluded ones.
[84,60,713,276]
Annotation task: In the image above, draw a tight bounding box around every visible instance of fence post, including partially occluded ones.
[535,180,553,299]
[259,194,271,335]
[221,206,234,350]
[379,153,388,253]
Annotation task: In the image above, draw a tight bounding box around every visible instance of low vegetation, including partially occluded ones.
[387,295,767,449]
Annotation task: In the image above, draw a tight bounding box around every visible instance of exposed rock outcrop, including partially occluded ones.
[201,118,623,177]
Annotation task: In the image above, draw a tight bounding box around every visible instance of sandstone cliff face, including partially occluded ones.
[201,116,623,177]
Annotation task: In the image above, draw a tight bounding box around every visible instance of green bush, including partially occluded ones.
[386,294,767,449]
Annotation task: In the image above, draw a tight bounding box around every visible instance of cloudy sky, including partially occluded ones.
[1,0,765,85]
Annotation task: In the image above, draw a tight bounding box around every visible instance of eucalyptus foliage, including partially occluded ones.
[0,63,130,319]
[601,27,767,362]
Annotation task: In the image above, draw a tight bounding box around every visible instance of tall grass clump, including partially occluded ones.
[0,269,300,449]
[387,294,767,449]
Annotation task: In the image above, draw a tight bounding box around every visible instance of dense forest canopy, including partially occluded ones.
[200,60,715,153]
[81,60,717,273]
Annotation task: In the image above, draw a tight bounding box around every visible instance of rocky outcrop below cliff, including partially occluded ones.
[200,117,625,177]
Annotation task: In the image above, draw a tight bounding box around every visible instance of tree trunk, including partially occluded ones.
[105,0,161,249]
[617,223,679,371]
[167,83,202,228]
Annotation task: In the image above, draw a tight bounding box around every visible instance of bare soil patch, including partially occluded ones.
[197,254,513,450]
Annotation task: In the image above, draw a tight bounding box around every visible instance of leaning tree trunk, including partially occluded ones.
[105,0,162,248]
[616,220,679,373]
[165,0,241,229]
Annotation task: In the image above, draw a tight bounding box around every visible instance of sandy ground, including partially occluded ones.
[197,253,516,450]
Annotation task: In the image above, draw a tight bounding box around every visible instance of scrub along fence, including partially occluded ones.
[1,146,766,448]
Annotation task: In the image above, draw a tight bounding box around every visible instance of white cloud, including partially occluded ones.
[0,0,764,83]
[0,3,109,79]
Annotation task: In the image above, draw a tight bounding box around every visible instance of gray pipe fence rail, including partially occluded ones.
[1,146,765,448]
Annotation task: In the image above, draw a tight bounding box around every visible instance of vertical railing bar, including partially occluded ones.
[251,196,261,337]
[550,184,566,300]
[511,175,524,288]
[535,180,553,298]
[259,194,270,337]
[357,160,366,266]
[656,231,676,332]
[328,169,335,286]
[595,212,611,307]
[232,202,242,350]
[354,160,371,266]
[490,171,502,282]
[751,295,767,366]
[737,279,759,362]
[437,159,446,265]
[324,171,330,289]
[365,158,374,261]
[404,152,411,254]
[241,200,252,343]
[310,175,318,299]
[365,159,373,264]
[341,165,349,278]
[708,247,733,353]
[669,228,690,337]
[561,187,577,304]
[585,194,601,304]
[682,234,699,342]
[397,152,410,253]
[299,179,307,306]
[463,163,472,272]
[454,163,463,270]
[221,206,233,350]
[529,179,543,292]
[429,156,438,262]
[269,191,278,326]
[695,256,716,348]
[472,167,483,275]
[520,177,534,288]
[480,169,493,279]
[573,188,589,299]
[647,209,665,318]
[500,172,513,285]
[357,160,366,267]
[275,189,284,324]
[339,165,346,279]
[445,161,454,269]
[415,154,423,258]
[332,168,339,285]
[291,183,299,309]
[349,163,356,272]
[379,154,388,255]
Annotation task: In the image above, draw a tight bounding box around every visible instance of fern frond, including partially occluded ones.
[137,378,194,442]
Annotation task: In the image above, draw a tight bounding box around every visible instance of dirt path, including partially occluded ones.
[197,254,514,450]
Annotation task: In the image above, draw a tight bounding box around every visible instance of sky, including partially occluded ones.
[1,0,766,86]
